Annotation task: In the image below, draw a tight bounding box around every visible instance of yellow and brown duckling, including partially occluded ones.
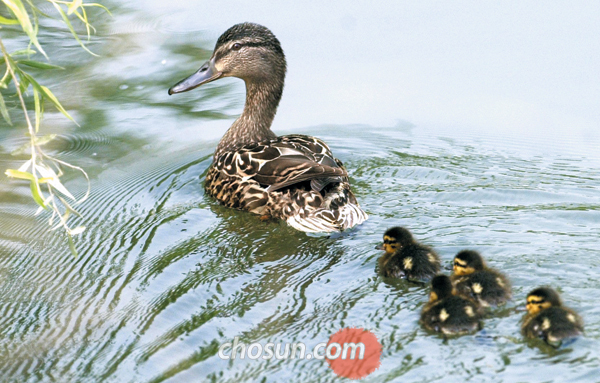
[451,250,511,307]
[377,227,441,282]
[420,275,483,335]
[522,287,584,344]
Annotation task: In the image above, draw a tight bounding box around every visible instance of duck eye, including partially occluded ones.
[232,43,242,51]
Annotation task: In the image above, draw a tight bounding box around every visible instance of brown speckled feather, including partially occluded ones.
[215,135,346,192]
[205,134,366,232]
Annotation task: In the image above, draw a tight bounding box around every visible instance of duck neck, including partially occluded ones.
[214,79,283,159]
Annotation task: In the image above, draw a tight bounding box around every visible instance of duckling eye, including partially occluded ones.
[232,43,242,51]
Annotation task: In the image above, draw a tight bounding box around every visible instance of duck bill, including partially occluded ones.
[375,243,385,250]
[168,58,222,95]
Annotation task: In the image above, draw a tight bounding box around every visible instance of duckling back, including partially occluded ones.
[453,269,511,307]
[380,243,440,281]
[522,306,584,343]
[420,296,482,335]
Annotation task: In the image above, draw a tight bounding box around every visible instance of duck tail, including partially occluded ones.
[286,185,368,233]
[286,203,368,233]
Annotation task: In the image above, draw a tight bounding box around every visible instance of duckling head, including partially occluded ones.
[429,275,453,302]
[526,287,562,315]
[169,22,286,95]
[377,227,415,255]
[453,250,485,276]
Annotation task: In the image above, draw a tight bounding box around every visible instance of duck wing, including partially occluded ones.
[215,135,347,192]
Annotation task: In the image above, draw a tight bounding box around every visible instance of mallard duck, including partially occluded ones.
[420,275,483,335]
[522,287,584,344]
[168,23,367,232]
[377,227,441,281]
[451,250,511,307]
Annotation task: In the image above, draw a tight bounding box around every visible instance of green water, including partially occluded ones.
[1,2,600,382]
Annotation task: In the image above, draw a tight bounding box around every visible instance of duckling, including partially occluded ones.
[522,287,583,344]
[168,23,367,232]
[451,250,511,307]
[377,227,441,281]
[420,275,483,335]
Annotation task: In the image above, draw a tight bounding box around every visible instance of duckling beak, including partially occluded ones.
[375,243,384,250]
[168,58,222,95]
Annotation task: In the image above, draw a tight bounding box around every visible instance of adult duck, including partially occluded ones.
[169,23,367,232]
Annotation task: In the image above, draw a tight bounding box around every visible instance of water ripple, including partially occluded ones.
[2,123,600,382]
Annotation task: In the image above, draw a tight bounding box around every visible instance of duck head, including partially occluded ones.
[377,226,414,255]
[452,250,485,276]
[169,22,287,95]
[429,274,454,302]
[526,287,562,315]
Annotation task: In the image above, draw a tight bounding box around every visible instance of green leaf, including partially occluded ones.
[79,6,92,38]
[21,72,77,125]
[50,1,97,57]
[69,226,85,235]
[2,0,47,58]
[0,91,11,125]
[1,67,12,88]
[56,197,82,220]
[30,179,47,208]
[5,168,35,180]
[67,0,82,15]
[40,85,76,124]
[35,195,53,216]
[0,14,19,24]
[34,134,57,147]
[18,60,64,70]
[33,87,40,132]
[71,7,95,39]
[10,141,30,156]
[2,48,16,66]
[25,0,49,18]
[84,3,112,16]
[68,234,78,256]
[35,164,75,200]
[42,203,54,220]
[10,49,36,56]
[17,71,30,94]
[61,210,70,226]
